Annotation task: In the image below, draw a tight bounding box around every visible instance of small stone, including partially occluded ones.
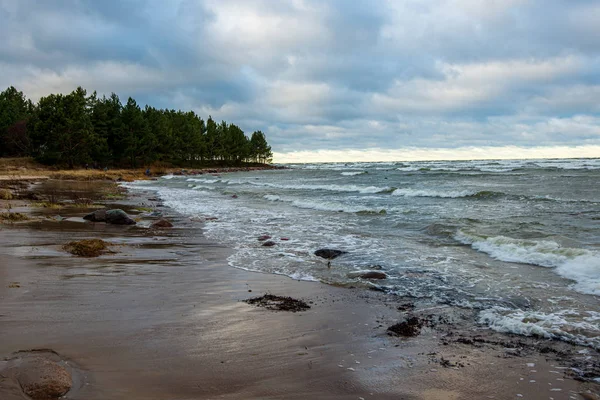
[16,358,72,399]
[262,241,276,247]
[151,219,173,229]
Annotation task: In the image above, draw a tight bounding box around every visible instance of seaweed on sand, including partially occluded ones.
[244,294,311,312]
[62,239,111,257]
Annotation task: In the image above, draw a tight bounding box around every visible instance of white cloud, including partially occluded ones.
[274,145,600,163]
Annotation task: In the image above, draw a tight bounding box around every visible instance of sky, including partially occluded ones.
[1,0,599,163]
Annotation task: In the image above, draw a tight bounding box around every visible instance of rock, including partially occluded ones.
[16,357,72,399]
[83,209,106,222]
[231,194,238,199]
[280,237,289,241]
[151,219,173,229]
[105,209,136,225]
[258,235,272,241]
[347,270,387,280]
[262,241,276,247]
[580,392,600,400]
[314,249,347,259]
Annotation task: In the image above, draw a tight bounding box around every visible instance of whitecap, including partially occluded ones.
[392,188,478,198]
[456,231,600,296]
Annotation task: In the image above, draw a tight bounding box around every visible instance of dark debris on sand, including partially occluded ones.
[62,239,111,257]
[244,294,311,312]
[387,315,423,337]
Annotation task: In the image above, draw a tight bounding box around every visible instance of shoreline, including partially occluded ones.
[1,176,599,399]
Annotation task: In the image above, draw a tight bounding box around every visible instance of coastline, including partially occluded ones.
[0,176,599,399]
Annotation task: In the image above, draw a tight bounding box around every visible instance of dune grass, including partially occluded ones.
[0,212,30,222]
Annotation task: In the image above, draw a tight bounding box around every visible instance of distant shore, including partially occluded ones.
[0,174,598,399]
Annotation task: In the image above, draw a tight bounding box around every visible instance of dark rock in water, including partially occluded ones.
[231,194,238,199]
[348,271,387,280]
[244,294,310,312]
[105,209,136,225]
[387,316,422,337]
[314,249,347,259]
[262,241,276,247]
[16,357,72,399]
[280,237,290,241]
[151,219,173,229]
[83,209,106,222]
[258,235,271,241]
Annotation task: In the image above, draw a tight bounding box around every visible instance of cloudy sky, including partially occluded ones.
[1,0,599,162]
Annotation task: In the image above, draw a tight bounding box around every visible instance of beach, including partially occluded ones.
[1,170,599,400]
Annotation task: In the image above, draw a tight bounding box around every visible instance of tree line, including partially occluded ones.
[0,86,273,168]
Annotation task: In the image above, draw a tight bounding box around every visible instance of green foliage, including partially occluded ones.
[0,86,274,168]
[0,86,33,156]
[250,130,273,163]
[29,87,95,167]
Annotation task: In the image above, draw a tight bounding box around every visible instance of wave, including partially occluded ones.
[245,181,394,194]
[341,171,367,176]
[263,194,386,214]
[392,188,506,199]
[456,231,600,296]
[186,178,221,184]
[479,307,600,348]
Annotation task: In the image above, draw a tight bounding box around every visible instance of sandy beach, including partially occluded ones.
[1,176,599,400]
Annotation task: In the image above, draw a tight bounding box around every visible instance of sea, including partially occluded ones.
[125,158,600,349]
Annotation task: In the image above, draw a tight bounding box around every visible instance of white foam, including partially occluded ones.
[264,194,281,201]
[456,231,600,296]
[240,181,393,194]
[264,195,385,214]
[341,171,366,176]
[392,188,477,198]
[479,307,600,348]
[186,178,221,183]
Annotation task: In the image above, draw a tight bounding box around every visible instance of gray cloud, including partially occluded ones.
[0,0,599,159]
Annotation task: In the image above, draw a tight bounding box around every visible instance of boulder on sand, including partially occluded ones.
[314,249,347,259]
[105,209,136,225]
[83,209,106,222]
[16,357,72,399]
[151,219,173,229]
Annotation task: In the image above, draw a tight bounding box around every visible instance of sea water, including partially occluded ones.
[125,158,600,348]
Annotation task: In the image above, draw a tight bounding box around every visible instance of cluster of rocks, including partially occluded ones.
[83,208,174,230]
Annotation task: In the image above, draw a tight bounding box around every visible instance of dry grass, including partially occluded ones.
[0,157,45,171]
[31,201,63,209]
[0,212,30,222]
[0,189,13,200]
[0,158,157,182]
[62,239,111,257]
[48,169,150,181]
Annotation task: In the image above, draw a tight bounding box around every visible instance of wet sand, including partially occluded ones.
[1,179,599,399]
